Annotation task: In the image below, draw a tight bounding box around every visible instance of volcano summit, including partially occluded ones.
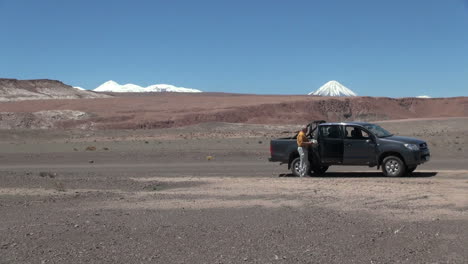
[309,81,357,97]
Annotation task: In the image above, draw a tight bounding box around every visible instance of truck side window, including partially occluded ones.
[320,125,342,139]
[345,126,369,140]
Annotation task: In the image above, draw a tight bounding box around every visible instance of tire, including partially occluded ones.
[407,166,417,174]
[312,166,329,176]
[382,156,406,177]
[290,157,301,177]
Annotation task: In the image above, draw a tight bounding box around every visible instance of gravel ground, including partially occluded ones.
[0,119,467,263]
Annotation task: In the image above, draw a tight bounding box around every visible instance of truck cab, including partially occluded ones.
[318,123,378,166]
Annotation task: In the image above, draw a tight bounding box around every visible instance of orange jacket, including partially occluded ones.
[297,131,309,147]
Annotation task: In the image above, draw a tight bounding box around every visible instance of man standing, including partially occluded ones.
[297,127,314,177]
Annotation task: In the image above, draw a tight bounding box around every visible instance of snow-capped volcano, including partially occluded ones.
[309,80,357,97]
[94,81,145,93]
[93,80,202,93]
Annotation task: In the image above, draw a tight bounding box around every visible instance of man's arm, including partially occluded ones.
[303,139,317,147]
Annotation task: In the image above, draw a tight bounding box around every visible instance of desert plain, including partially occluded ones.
[0,93,467,263]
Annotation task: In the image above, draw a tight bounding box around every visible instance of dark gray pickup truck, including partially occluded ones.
[269,121,430,177]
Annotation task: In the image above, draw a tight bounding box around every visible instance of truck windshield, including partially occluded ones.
[363,124,393,138]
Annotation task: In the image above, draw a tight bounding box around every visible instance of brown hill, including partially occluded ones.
[0,93,466,129]
[0,78,109,101]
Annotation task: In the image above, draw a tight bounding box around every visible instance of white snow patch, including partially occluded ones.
[309,80,357,97]
[73,86,86,90]
[94,80,202,93]
[416,95,431,98]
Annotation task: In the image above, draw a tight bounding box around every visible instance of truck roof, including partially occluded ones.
[320,121,373,126]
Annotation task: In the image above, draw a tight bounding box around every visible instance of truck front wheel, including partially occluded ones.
[382,156,406,177]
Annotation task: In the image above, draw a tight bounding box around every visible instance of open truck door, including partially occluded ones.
[306,120,326,139]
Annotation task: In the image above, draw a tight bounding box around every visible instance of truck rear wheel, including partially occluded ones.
[291,157,301,177]
[382,156,406,177]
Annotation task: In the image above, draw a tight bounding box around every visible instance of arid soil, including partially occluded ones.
[0,118,467,263]
[0,93,466,129]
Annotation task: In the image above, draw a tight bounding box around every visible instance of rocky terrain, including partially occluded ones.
[0,92,466,129]
[0,79,109,102]
[0,118,467,263]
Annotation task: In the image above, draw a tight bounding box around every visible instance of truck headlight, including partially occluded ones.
[404,144,419,151]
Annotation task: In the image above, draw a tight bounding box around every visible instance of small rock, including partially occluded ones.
[89,160,95,164]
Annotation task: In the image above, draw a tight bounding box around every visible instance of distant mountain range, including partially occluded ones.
[1,78,438,100]
[309,81,357,97]
[92,80,202,93]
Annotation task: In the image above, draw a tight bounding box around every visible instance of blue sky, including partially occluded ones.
[1,0,467,97]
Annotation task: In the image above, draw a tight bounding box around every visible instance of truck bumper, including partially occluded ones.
[404,149,431,166]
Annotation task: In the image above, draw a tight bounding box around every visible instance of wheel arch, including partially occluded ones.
[378,151,406,166]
